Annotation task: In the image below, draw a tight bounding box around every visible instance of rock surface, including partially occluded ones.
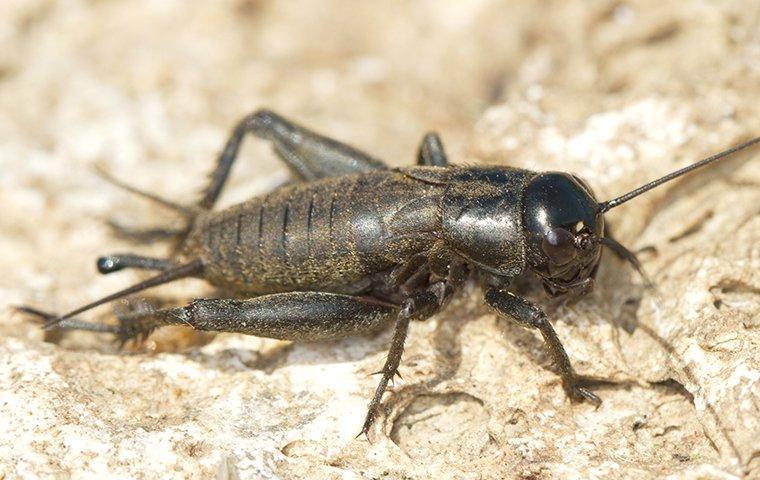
[1,1,758,479]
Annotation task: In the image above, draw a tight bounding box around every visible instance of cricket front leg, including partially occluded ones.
[484,288,601,406]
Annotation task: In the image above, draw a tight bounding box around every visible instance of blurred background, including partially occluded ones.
[0,1,758,478]
[1,0,757,293]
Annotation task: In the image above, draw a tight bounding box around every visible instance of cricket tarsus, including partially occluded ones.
[27,109,757,436]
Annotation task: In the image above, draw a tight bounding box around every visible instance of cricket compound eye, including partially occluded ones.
[541,227,577,266]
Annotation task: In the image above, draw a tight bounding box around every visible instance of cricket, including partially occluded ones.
[19,109,759,436]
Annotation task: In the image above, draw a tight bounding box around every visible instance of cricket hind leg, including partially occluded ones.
[199,109,389,209]
[20,259,205,332]
[16,306,119,334]
[39,291,399,346]
[18,303,166,347]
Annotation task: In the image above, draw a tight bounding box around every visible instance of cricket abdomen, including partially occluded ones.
[188,170,445,295]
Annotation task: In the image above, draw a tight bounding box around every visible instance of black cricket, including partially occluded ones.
[20,110,759,436]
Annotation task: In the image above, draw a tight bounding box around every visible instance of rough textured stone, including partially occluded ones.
[1,1,758,478]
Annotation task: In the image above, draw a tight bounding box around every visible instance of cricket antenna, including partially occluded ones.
[42,259,204,329]
[598,136,759,213]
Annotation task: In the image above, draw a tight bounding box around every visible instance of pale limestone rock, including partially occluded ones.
[1,1,758,479]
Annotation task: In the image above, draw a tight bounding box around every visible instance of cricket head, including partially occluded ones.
[523,136,759,297]
[523,172,604,297]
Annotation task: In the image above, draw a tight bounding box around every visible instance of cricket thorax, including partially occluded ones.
[440,166,534,278]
